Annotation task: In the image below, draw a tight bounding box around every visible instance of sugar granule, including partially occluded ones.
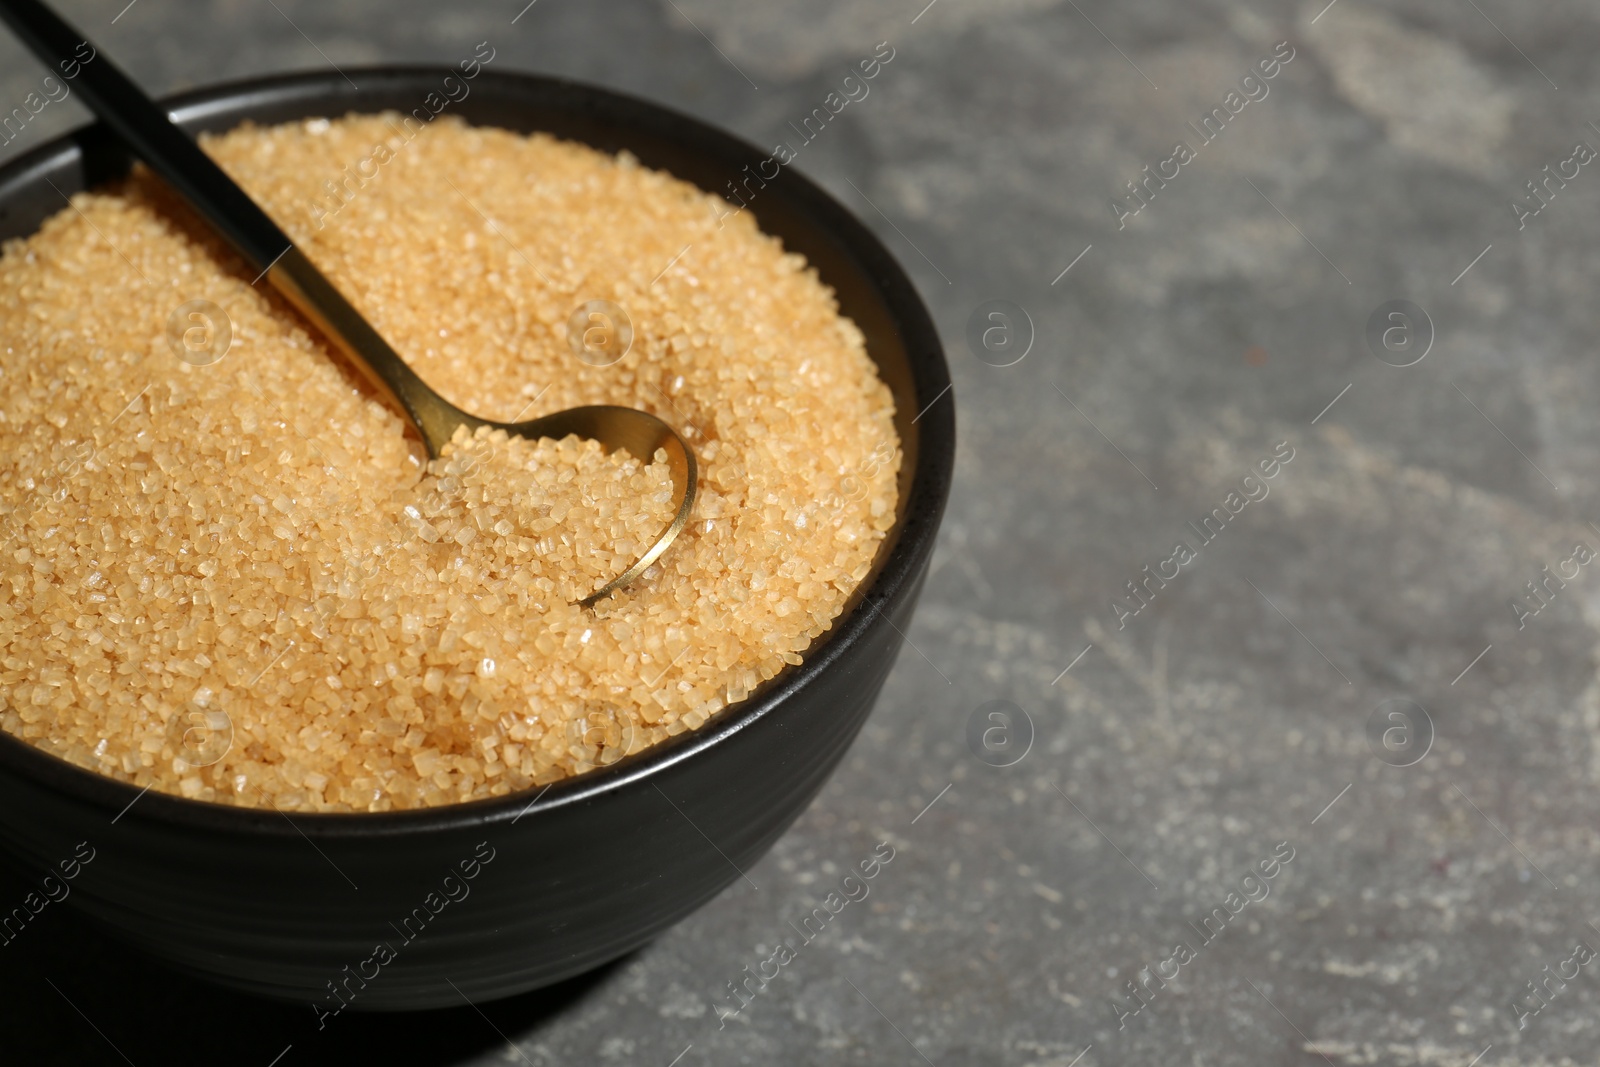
[0,115,899,811]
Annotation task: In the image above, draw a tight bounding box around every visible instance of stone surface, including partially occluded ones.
[2,1,1600,1064]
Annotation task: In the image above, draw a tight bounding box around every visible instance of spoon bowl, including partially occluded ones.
[272,239,698,604]
[490,406,696,606]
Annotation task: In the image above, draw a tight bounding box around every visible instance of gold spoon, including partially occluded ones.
[271,250,696,607]
[0,0,696,608]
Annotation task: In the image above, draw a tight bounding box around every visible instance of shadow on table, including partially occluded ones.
[0,859,622,1067]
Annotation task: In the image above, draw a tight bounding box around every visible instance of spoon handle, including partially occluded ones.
[0,0,288,267]
[0,0,466,454]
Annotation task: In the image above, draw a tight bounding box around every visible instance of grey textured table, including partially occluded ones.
[1,1,1596,1064]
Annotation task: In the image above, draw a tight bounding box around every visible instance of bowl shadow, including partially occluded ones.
[0,854,618,1066]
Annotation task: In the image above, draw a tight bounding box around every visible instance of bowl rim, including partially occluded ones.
[0,65,954,838]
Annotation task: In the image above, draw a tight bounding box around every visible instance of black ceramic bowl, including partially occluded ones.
[0,69,952,1009]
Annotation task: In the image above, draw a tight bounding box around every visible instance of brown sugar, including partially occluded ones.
[0,114,899,811]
